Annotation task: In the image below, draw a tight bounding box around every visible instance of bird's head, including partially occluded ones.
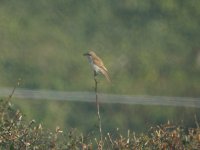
[83,51,96,57]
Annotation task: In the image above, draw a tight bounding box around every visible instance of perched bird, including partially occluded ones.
[83,51,111,82]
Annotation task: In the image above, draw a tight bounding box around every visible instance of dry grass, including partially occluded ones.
[0,95,199,149]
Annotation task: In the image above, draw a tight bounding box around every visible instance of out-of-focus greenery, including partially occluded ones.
[1,98,200,150]
[0,0,200,95]
[0,0,200,133]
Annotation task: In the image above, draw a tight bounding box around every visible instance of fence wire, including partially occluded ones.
[0,87,199,108]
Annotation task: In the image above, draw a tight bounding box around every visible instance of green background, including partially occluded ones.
[0,0,200,133]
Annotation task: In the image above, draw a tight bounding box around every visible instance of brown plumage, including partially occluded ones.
[83,51,111,82]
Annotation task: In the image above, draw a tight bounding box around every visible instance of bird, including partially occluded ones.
[83,51,111,82]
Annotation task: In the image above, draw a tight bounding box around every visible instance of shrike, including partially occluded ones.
[84,51,111,82]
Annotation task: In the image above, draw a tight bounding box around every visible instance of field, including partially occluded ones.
[0,90,200,149]
[0,0,200,149]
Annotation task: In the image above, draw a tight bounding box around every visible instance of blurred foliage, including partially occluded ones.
[0,97,200,149]
[0,0,200,135]
[14,98,200,134]
[0,0,200,96]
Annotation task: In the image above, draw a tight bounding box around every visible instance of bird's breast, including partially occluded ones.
[86,56,101,73]
[93,64,101,73]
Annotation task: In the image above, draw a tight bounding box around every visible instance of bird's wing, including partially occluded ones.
[100,68,111,82]
[93,56,108,71]
[93,56,110,82]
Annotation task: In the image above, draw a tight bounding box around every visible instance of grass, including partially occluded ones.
[0,90,200,149]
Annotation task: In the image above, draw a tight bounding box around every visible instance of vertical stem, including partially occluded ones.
[194,114,199,128]
[7,78,21,102]
[94,75,103,149]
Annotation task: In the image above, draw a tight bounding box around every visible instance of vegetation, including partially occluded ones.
[0,0,200,96]
[0,0,200,144]
[0,93,200,149]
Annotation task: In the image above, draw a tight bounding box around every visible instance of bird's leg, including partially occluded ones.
[94,71,100,85]
[94,71,97,76]
[94,71,97,80]
[94,71,97,89]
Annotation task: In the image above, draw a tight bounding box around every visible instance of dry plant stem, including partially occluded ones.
[7,78,21,102]
[194,114,199,128]
[94,73,103,148]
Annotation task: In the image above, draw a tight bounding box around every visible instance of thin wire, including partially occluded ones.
[0,87,199,108]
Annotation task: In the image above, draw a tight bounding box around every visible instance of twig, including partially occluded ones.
[1,78,21,123]
[194,114,199,128]
[7,78,21,102]
[94,74,103,149]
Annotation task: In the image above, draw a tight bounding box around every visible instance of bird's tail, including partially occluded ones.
[101,69,111,83]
